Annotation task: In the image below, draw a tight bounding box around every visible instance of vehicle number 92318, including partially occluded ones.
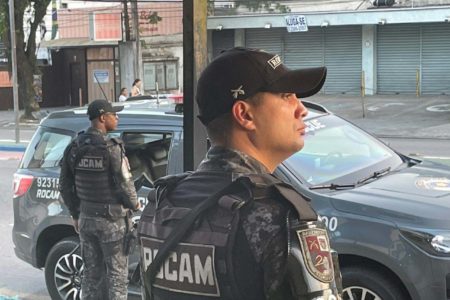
[37,177,59,189]
[318,215,338,232]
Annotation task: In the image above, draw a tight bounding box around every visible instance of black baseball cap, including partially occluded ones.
[87,99,124,120]
[196,47,327,125]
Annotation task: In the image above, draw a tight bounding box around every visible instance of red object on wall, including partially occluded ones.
[94,13,122,40]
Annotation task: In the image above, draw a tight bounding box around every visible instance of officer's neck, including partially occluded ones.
[220,141,276,173]
[90,120,107,134]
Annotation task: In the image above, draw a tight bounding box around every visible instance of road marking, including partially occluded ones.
[0,152,23,160]
[422,156,450,160]
[426,104,450,112]
[0,139,30,143]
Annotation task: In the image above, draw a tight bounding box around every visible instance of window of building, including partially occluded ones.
[143,61,178,92]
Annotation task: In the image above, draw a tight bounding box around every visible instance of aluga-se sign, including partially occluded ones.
[285,15,308,32]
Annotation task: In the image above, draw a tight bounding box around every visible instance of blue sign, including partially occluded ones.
[93,69,109,83]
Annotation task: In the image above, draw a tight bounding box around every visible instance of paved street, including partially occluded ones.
[0,159,50,300]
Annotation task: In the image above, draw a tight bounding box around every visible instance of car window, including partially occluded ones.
[122,131,173,187]
[285,115,403,185]
[21,127,73,169]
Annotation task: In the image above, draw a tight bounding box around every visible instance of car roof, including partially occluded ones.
[40,100,327,132]
[41,102,183,132]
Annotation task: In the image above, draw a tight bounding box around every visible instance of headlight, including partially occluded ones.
[431,235,450,254]
[401,229,450,257]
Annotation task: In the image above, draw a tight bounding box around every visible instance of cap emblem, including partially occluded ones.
[231,85,245,99]
[268,55,282,69]
[99,109,105,113]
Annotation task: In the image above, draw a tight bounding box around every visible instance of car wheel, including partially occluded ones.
[342,266,408,300]
[45,237,83,300]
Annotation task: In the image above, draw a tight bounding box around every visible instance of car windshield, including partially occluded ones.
[284,114,404,186]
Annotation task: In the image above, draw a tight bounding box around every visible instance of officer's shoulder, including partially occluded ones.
[239,173,282,187]
[154,172,193,188]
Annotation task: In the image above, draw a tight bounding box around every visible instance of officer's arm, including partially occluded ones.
[59,143,80,219]
[110,143,139,210]
[262,226,294,300]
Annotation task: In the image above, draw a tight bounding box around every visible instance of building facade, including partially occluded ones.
[208,2,450,96]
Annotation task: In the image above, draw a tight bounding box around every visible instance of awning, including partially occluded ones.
[40,38,119,49]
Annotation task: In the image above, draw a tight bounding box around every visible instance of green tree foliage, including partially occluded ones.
[235,1,291,13]
[0,0,51,119]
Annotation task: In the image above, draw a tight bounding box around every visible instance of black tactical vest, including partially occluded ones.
[137,172,323,300]
[72,132,120,205]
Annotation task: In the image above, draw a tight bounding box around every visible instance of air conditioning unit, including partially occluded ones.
[373,0,395,6]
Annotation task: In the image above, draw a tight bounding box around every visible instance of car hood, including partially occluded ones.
[331,160,450,227]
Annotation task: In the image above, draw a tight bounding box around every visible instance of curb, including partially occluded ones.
[0,144,27,152]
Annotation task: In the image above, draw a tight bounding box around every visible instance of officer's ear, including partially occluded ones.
[99,114,106,123]
[231,100,256,131]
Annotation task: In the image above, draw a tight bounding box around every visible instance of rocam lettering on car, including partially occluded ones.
[36,177,60,200]
[305,119,326,133]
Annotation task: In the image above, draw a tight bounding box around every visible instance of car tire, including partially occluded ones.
[44,237,83,300]
[342,266,408,300]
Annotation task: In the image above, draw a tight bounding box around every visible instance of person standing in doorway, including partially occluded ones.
[119,87,128,102]
[131,79,143,96]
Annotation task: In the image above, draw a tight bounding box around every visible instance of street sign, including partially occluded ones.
[285,15,308,33]
[93,69,109,83]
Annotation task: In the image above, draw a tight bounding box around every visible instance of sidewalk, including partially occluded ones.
[0,106,73,152]
[309,94,450,139]
[0,95,449,153]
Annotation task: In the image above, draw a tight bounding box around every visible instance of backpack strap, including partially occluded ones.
[143,176,253,299]
[244,173,317,221]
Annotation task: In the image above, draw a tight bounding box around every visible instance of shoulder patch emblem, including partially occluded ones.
[297,228,334,282]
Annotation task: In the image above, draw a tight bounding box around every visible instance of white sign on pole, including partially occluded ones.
[93,69,109,83]
[285,15,308,33]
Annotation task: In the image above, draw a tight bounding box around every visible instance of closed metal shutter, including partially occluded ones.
[324,26,362,94]
[377,24,420,94]
[212,30,235,58]
[284,27,324,69]
[245,28,284,59]
[250,26,361,95]
[421,24,450,95]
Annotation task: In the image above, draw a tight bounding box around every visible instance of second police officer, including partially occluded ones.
[138,47,342,299]
[60,99,140,300]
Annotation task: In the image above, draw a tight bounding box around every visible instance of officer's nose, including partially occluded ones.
[294,97,308,120]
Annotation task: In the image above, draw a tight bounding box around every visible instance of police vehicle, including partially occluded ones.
[12,100,450,300]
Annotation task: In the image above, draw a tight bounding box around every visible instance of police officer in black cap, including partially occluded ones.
[138,47,341,299]
[60,99,140,300]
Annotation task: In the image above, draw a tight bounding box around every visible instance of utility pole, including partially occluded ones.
[122,0,130,41]
[131,0,141,80]
[9,0,20,143]
[183,0,208,171]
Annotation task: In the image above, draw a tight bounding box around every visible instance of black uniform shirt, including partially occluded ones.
[169,146,291,300]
